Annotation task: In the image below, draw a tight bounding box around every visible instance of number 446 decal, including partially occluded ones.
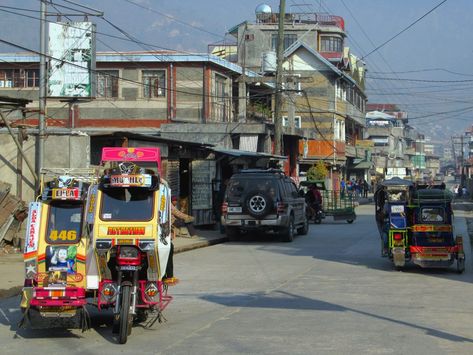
[49,230,77,241]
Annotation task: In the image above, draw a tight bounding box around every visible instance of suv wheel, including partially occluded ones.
[244,190,273,218]
[297,217,309,236]
[280,215,294,242]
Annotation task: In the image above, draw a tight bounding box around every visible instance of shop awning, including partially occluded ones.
[350,160,372,169]
[212,147,286,160]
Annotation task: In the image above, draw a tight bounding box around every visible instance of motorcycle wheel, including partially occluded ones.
[118,285,132,344]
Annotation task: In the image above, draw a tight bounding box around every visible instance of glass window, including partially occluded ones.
[213,74,228,121]
[143,70,166,98]
[271,34,298,51]
[320,36,343,52]
[46,203,83,244]
[421,207,445,222]
[97,70,119,98]
[100,187,154,221]
[0,69,39,88]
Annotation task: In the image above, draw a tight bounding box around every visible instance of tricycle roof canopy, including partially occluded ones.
[101,147,161,173]
[380,177,413,187]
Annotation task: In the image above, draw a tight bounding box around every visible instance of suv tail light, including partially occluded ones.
[222,202,228,215]
[277,202,287,214]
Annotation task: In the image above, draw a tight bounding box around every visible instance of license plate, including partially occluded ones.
[119,265,138,271]
[52,188,79,200]
[228,206,242,213]
[391,205,404,213]
[110,175,151,187]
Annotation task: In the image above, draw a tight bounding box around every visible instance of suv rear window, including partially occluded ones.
[226,177,279,199]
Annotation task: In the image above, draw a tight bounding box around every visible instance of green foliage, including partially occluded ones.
[307,161,328,181]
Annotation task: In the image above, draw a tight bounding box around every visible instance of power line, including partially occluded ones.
[361,0,448,60]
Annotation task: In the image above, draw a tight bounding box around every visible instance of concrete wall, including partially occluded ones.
[239,24,319,72]
[0,131,90,202]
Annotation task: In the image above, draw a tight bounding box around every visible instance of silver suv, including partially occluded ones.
[221,169,308,242]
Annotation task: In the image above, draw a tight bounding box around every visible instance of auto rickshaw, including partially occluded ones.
[375,178,465,272]
[374,177,413,268]
[409,185,465,272]
[86,147,172,344]
[19,168,97,329]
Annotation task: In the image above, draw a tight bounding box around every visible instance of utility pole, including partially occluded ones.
[274,0,286,156]
[37,0,47,189]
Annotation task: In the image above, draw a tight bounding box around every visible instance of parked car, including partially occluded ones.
[221,169,308,242]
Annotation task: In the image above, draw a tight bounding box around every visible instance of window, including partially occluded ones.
[96,70,119,98]
[320,36,343,52]
[0,69,39,88]
[142,70,166,98]
[271,34,298,51]
[100,187,154,221]
[282,116,301,128]
[214,74,229,121]
[46,203,83,244]
[421,207,444,222]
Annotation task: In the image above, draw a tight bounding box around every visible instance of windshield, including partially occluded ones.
[226,178,279,200]
[46,203,83,244]
[100,187,154,221]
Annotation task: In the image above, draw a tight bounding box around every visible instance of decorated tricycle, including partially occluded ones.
[20,168,97,329]
[86,147,173,344]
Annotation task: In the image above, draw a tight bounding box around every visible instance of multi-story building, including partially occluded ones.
[0,51,279,224]
[216,4,367,186]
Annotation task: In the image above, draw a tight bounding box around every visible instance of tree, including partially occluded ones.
[307,161,328,181]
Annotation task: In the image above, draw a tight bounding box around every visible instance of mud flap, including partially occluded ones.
[392,247,406,267]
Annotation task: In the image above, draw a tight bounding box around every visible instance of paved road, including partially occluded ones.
[0,204,472,354]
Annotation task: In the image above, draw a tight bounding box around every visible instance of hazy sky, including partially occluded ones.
[1,0,472,142]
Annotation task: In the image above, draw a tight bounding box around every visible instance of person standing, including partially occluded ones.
[340,178,346,198]
[363,179,369,198]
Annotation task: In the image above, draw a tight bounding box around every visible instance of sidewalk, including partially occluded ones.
[0,228,228,300]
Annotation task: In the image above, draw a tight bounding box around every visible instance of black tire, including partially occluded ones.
[244,190,273,218]
[280,216,294,242]
[297,217,309,235]
[457,258,465,274]
[314,215,322,224]
[118,285,132,344]
[347,219,354,224]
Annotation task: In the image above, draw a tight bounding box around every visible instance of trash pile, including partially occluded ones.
[0,181,27,253]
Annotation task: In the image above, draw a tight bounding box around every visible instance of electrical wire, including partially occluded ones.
[361,0,448,60]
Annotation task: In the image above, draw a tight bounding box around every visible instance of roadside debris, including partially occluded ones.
[0,181,27,252]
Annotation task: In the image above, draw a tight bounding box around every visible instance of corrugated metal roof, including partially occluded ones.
[0,52,263,78]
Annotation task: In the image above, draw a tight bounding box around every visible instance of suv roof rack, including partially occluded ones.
[239,168,285,174]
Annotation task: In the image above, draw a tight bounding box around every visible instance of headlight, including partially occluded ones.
[119,246,139,258]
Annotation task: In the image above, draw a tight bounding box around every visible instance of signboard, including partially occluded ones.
[110,174,151,187]
[24,202,42,255]
[48,22,96,98]
[52,188,80,200]
[355,140,374,148]
[191,160,215,210]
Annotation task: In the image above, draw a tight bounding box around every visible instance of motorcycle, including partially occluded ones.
[87,147,173,344]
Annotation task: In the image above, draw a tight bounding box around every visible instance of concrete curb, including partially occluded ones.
[0,286,21,300]
[174,236,229,254]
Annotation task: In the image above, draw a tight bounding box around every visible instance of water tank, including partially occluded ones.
[261,51,277,73]
[256,4,272,22]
